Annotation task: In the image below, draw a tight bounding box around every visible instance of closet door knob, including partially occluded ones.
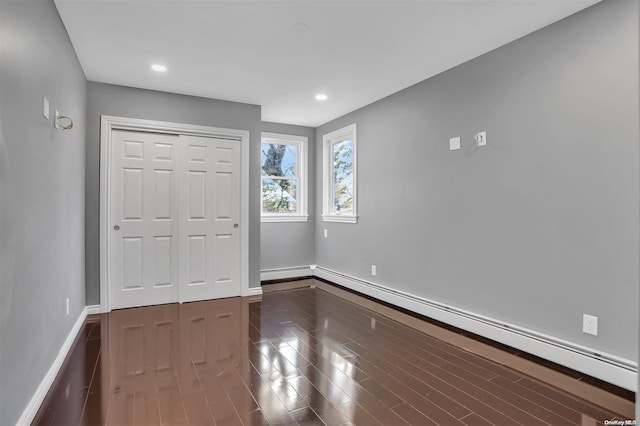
[233,223,239,229]
[113,225,120,231]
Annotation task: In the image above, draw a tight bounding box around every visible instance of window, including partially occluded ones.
[322,123,357,223]
[261,133,308,222]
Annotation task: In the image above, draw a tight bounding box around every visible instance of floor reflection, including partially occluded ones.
[100,298,247,425]
[34,288,625,426]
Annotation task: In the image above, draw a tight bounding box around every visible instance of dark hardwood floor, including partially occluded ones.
[33,287,628,425]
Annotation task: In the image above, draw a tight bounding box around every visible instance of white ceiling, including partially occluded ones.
[54,0,600,127]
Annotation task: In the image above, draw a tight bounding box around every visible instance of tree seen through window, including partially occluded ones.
[261,143,298,213]
[331,139,353,214]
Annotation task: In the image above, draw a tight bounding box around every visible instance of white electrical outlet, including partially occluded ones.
[324,229,328,238]
[582,314,598,336]
[371,265,377,276]
[449,136,460,151]
[66,298,70,316]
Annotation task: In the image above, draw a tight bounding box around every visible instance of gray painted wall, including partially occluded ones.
[0,0,87,424]
[315,0,639,362]
[85,82,262,305]
[260,122,316,271]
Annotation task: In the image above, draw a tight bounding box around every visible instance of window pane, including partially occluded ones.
[262,178,298,213]
[261,143,297,177]
[331,139,353,214]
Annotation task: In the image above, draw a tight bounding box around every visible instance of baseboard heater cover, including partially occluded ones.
[310,265,637,391]
[260,265,315,281]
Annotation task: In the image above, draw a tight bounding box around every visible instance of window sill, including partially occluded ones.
[322,214,358,224]
[261,215,309,223]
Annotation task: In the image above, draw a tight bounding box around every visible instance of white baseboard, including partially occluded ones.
[260,265,314,281]
[314,266,638,392]
[17,306,89,425]
[86,304,101,315]
[246,286,263,297]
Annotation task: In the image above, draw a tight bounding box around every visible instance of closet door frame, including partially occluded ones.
[99,115,251,313]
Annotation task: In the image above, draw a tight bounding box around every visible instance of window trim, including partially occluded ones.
[260,132,308,223]
[322,123,358,224]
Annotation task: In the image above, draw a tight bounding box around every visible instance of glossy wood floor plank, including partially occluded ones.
[302,292,592,424]
[34,288,629,425]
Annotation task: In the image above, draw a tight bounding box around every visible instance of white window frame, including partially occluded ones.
[322,123,358,223]
[260,132,308,222]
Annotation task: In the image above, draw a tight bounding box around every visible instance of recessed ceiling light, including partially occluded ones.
[315,94,328,101]
[151,64,167,72]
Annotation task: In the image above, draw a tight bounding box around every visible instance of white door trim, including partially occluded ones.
[100,115,250,313]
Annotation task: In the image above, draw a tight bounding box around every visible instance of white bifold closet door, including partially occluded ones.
[109,131,241,310]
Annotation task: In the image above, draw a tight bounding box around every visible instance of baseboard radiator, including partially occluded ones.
[261,264,637,392]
